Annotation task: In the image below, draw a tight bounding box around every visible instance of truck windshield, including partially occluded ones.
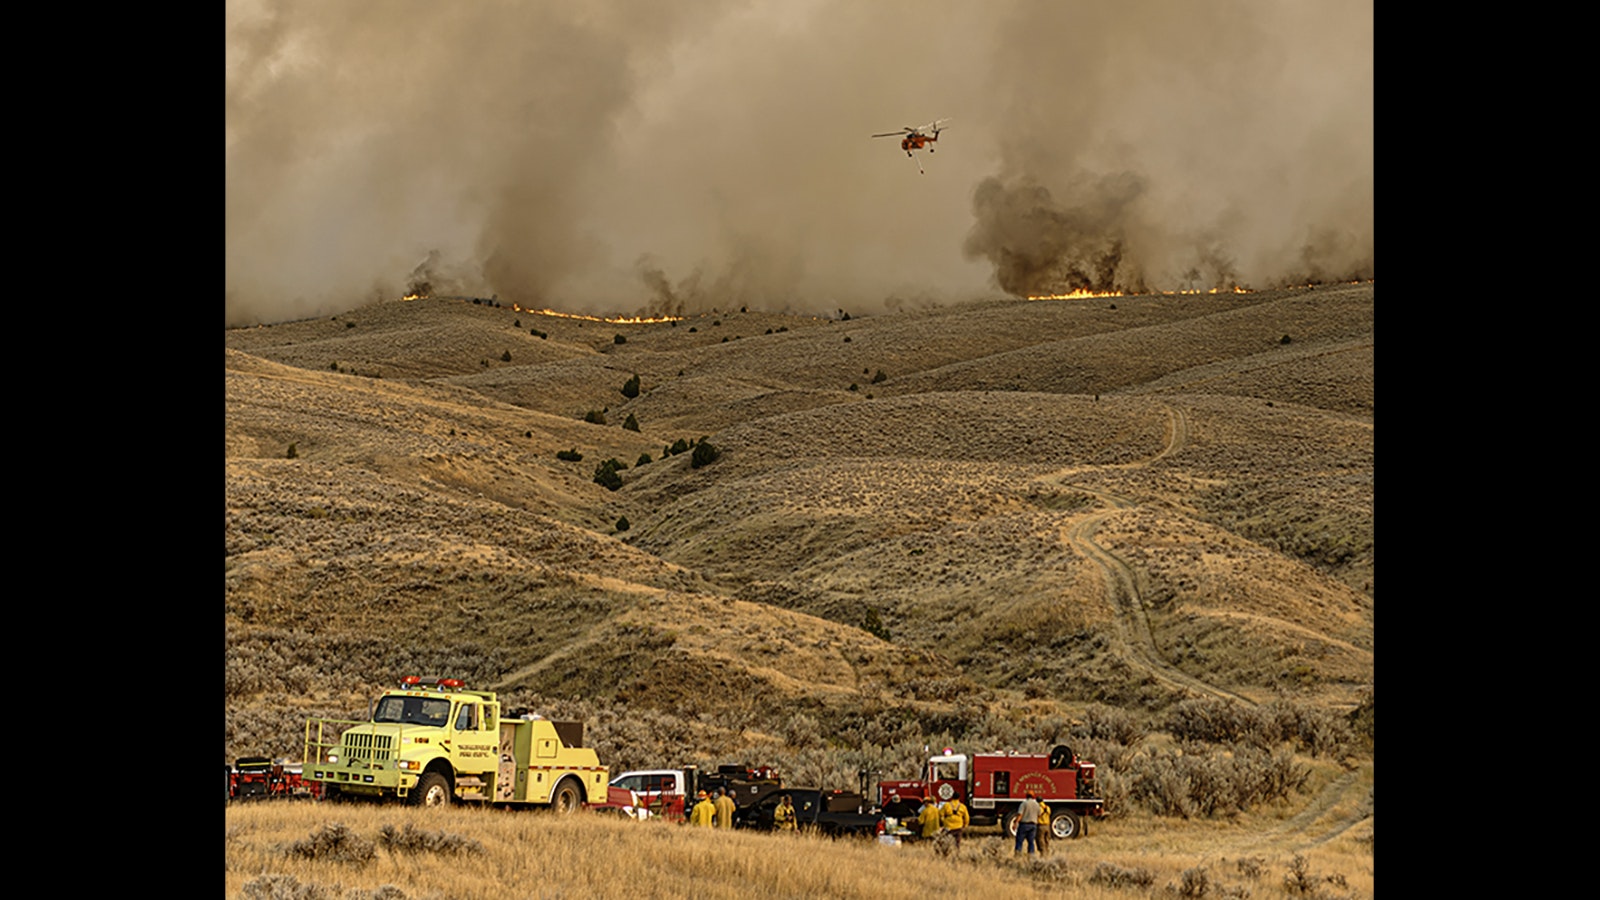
[373,696,451,726]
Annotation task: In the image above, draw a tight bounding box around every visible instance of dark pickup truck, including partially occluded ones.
[738,788,882,836]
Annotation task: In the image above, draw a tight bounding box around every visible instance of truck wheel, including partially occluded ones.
[410,772,451,808]
[1050,810,1082,840]
[1002,811,1020,838]
[551,778,584,814]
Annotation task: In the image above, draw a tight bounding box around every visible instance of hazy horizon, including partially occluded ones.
[226,0,1372,326]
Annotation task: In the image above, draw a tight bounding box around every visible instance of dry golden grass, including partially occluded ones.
[225,793,1372,900]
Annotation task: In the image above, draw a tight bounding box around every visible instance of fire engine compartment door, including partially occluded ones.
[500,721,530,802]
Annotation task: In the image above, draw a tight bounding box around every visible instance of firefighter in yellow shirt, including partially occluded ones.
[689,790,716,827]
[1036,799,1053,856]
[940,796,971,849]
[774,794,798,832]
[917,799,942,839]
[713,787,737,829]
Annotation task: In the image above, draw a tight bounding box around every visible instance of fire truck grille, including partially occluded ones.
[341,733,394,762]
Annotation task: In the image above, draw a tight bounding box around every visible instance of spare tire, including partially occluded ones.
[1048,745,1074,769]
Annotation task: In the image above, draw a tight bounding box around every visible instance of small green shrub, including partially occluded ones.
[584,410,607,425]
[669,438,689,456]
[287,822,374,865]
[621,374,640,398]
[500,350,512,362]
[615,516,630,532]
[593,458,627,491]
[636,453,652,467]
[862,606,891,641]
[1283,855,1317,895]
[690,439,720,469]
[614,334,627,345]
[1173,867,1210,898]
[556,449,584,462]
[376,823,483,857]
[623,413,640,432]
[872,369,887,383]
[286,443,298,460]
[1090,862,1155,889]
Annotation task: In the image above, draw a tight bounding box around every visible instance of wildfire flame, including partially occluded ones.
[510,304,684,325]
[1026,286,1255,301]
[1025,288,1126,301]
[397,291,683,323]
[1025,282,1373,301]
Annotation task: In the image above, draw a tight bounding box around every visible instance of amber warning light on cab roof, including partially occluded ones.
[398,676,465,690]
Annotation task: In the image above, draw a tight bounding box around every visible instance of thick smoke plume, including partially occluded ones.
[966,1,1373,296]
[226,1,1371,325]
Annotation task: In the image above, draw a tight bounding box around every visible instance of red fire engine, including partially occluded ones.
[879,744,1104,839]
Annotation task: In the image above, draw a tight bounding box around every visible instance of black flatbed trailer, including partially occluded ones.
[738,787,881,836]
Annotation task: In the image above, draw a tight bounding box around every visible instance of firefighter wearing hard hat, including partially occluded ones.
[689,790,716,827]
[940,795,970,848]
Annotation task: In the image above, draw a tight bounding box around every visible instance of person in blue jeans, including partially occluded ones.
[1015,791,1042,854]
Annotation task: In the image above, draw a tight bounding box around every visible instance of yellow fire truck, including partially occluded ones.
[303,676,608,808]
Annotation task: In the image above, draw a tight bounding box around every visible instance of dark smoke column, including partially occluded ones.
[964,173,1149,296]
[962,0,1372,297]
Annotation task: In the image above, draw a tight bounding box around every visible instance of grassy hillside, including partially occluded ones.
[225,284,1373,880]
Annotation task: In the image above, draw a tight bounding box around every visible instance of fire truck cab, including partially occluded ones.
[925,754,969,801]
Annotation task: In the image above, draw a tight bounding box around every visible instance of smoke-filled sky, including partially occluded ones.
[226,0,1372,325]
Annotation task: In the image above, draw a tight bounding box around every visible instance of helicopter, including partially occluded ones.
[872,118,950,173]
